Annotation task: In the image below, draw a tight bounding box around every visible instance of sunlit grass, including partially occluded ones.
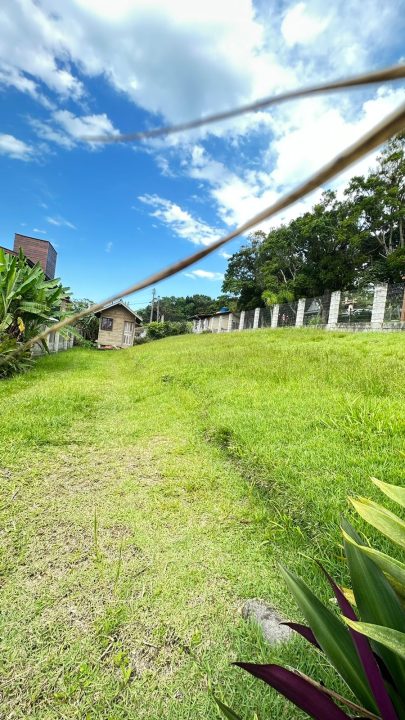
[0,329,403,718]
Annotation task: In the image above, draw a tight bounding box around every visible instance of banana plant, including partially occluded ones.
[0,247,69,343]
[218,478,405,719]
[0,248,70,376]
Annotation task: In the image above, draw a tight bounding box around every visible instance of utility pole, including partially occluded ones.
[156,296,160,323]
[149,288,156,323]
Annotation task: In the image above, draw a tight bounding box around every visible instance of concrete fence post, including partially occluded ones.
[296,298,306,327]
[253,307,260,329]
[227,313,233,332]
[327,291,341,329]
[371,283,388,329]
[271,304,279,328]
[239,310,245,330]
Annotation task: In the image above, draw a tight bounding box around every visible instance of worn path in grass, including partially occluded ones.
[0,330,404,719]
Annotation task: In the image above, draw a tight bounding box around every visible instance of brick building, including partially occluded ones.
[0,233,57,279]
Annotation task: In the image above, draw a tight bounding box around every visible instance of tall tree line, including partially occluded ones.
[137,294,237,322]
[222,134,404,309]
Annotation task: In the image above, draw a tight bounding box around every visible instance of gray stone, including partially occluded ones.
[242,599,293,646]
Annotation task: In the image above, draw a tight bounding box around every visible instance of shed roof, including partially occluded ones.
[95,301,142,322]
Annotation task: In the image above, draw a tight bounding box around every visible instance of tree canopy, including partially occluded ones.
[138,293,237,322]
[222,134,405,308]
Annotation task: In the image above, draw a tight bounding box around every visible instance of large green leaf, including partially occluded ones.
[346,621,405,661]
[17,301,50,315]
[350,497,405,550]
[371,478,405,510]
[343,530,405,600]
[280,566,377,713]
[214,697,243,720]
[342,520,405,706]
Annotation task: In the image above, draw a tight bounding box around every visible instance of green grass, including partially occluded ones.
[0,329,404,719]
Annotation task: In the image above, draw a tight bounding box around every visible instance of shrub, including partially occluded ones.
[146,321,192,340]
[0,337,32,378]
[133,335,150,345]
[218,478,405,720]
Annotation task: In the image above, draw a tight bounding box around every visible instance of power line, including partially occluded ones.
[82,64,405,144]
[9,96,403,362]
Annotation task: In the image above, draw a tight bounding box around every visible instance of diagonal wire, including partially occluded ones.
[82,64,405,143]
[6,97,403,364]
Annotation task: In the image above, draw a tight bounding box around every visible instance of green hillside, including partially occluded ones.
[1,329,404,719]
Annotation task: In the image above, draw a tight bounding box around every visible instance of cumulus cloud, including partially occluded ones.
[0,0,295,134]
[1,0,404,240]
[138,194,221,246]
[176,86,405,234]
[31,111,120,149]
[281,3,331,46]
[184,269,224,280]
[0,133,33,160]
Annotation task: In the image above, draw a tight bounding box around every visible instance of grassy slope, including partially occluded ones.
[0,329,404,719]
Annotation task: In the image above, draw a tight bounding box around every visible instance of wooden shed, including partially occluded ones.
[95,301,143,348]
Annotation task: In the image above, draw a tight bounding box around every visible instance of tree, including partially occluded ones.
[138,293,237,322]
[222,134,404,306]
[344,132,405,284]
[222,231,267,309]
[224,195,361,306]
[70,298,99,341]
[0,248,68,345]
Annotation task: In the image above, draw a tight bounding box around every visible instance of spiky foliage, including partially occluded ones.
[219,478,405,719]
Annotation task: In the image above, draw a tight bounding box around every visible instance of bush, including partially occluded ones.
[74,336,95,349]
[146,321,192,341]
[0,337,32,378]
[133,335,150,345]
[218,477,405,720]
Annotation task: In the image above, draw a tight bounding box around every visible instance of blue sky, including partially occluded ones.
[0,0,404,308]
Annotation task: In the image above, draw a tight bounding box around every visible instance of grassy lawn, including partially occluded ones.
[1,329,404,719]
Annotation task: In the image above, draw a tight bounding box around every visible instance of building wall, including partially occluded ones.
[13,234,57,279]
[97,306,139,347]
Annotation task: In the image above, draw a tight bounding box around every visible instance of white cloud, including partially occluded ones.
[281,3,330,46]
[105,241,113,252]
[33,228,47,234]
[0,0,404,250]
[268,87,405,190]
[176,86,405,234]
[53,110,119,143]
[138,194,221,246]
[0,0,294,136]
[46,215,76,229]
[30,118,75,149]
[0,133,33,160]
[0,0,402,142]
[184,269,224,280]
[218,250,232,259]
[30,111,120,149]
[0,1,83,101]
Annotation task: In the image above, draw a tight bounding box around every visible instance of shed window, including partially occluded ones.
[101,316,113,331]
